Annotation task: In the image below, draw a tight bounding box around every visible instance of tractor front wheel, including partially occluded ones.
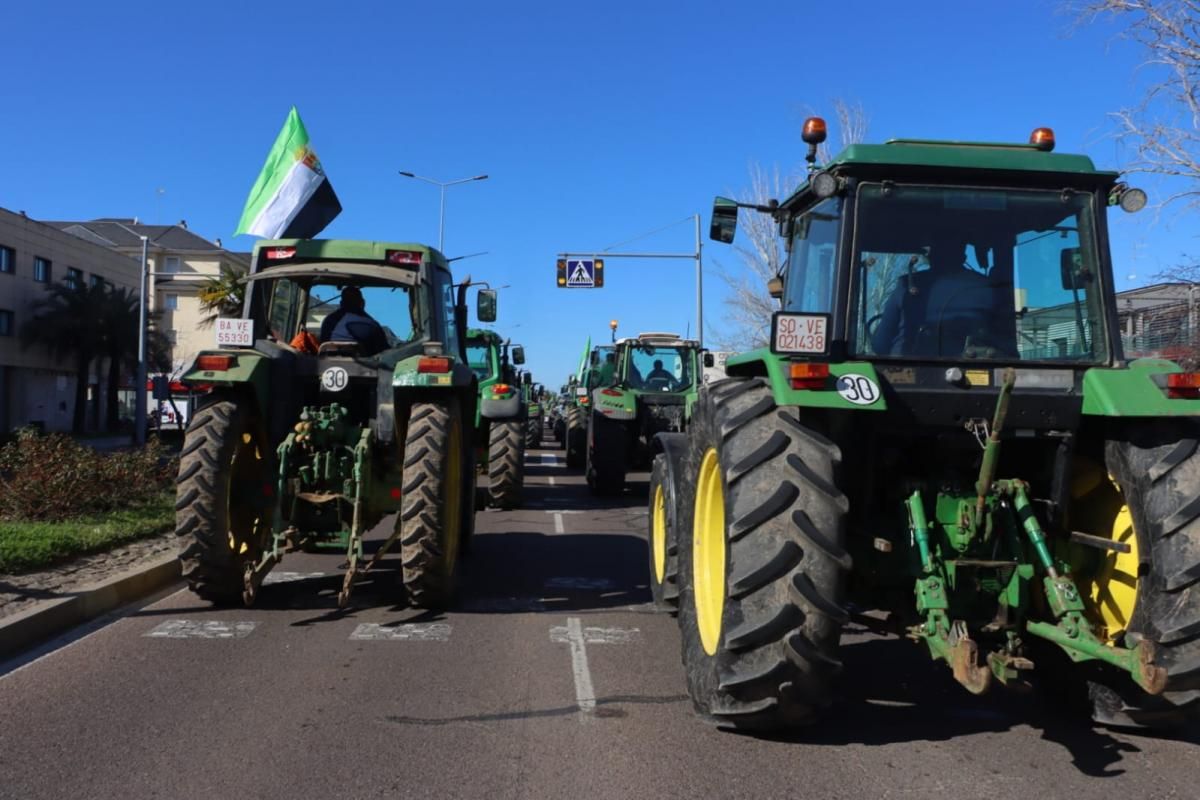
[488,419,525,509]
[176,398,271,605]
[565,406,587,469]
[676,378,851,731]
[647,454,680,612]
[400,400,469,609]
[525,417,542,449]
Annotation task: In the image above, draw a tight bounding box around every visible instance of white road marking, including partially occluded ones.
[349,623,451,641]
[554,513,565,534]
[144,620,258,639]
[262,571,326,585]
[551,619,641,720]
[542,510,584,514]
[549,475,556,486]
[544,577,617,591]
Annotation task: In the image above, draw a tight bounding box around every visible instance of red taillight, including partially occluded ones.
[790,362,830,390]
[265,247,295,260]
[418,357,451,373]
[389,487,402,500]
[600,388,622,397]
[1029,127,1056,151]
[580,396,590,405]
[197,355,235,371]
[492,383,512,394]
[386,249,423,265]
[1167,373,1200,399]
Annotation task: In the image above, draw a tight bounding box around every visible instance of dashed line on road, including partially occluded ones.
[554,513,565,534]
[144,620,258,639]
[350,623,452,641]
[550,617,641,721]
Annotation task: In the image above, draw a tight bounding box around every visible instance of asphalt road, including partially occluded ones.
[2,445,1198,799]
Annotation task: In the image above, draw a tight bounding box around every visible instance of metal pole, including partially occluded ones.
[438,185,446,252]
[134,236,149,446]
[695,214,703,348]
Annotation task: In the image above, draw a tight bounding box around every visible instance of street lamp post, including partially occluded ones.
[398,171,489,252]
[134,236,149,446]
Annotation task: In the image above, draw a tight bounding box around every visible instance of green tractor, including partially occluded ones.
[565,343,615,468]
[466,329,527,509]
[524,379,545,449]
[176,239,491,609]
[586,333,701,494]
[657,120,1200,732]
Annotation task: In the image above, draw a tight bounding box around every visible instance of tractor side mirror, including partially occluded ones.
[522,372,532,386]
[512,345,526,365]
[1060,247,1088,290]
[703,352,715,368]
[477,289,497,322]
[767,276,784,299]
[710,196,738,243]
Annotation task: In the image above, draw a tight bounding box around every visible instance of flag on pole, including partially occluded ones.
[575,335,592,383]
[234,107,341,239]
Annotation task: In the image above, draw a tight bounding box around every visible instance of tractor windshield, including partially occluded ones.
[627,345,694,392]
[307,284,416,351]
[466,340,492,380]
[850,183,1108,363]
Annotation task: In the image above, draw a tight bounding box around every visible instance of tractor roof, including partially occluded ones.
[466,328,503,344]
[252,239,448,270]
[616,333,699,348]
[781,138,1120,210]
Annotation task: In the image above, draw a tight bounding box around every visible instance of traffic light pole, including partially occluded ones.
[557,213,703,347]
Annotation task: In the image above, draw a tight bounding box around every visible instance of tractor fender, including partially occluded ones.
[652,431,689,520]
[481,395,521,419]
[592,387,636,420]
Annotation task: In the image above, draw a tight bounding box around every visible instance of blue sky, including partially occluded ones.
[4,0,1195,383]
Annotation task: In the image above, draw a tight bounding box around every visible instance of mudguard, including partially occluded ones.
[592,386,636,420]
[481,395,521,419]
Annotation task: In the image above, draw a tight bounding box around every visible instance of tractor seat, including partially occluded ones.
[318,341,361,356]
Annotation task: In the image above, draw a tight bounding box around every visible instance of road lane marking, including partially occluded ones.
[549,475,556,486]
[554,513,565,534]
[144,620,257,639]
[551,619,641,720]
[262,571,326,585]
[350,623,451,641]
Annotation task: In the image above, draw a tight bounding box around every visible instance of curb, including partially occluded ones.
[0,554,181,659]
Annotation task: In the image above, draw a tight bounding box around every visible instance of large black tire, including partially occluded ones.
[587,410,628,495]
[1065,422,1200,728]
[525,416,542,449]
[565,405,587,469]
[488,419,525,509]
[176,398,271,604]
[676,378,851,731]
[647,454,680,612]
[400,400,469,609]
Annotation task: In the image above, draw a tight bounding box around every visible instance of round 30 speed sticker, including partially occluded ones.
[321,366,349,392]
[835,373,880,405]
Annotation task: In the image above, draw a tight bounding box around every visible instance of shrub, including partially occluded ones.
[0,430,177,522]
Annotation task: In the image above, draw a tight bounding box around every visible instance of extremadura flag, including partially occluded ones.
[234,107,341,239]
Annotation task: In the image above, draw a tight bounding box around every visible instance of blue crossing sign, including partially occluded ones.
[556,258,605,288]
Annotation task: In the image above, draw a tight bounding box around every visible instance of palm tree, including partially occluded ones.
[97,287,173,432]
[20,282,108,434]
[197,264,246,327]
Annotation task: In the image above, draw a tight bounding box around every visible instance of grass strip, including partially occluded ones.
[0,493,174,574]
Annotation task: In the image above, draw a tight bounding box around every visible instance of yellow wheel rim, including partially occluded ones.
[693,448,726,656]
[442,410,463,573]
[1091,496,1139,641]
[652,483,667,583]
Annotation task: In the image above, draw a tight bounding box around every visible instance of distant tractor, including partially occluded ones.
[466,330,527,509]
[586,333,701,494]
[657,120,1200,732]
[564,344,615,469]
[176,239,491,609]
[524,380,545,448]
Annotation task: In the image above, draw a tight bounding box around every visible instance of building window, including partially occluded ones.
[90,274,105,289]
[0,310,13,337]
[163,256,181,273]
[164,294,179,310]
[66,267,83,289]
[0,246,13,274]
[33,257,51,282]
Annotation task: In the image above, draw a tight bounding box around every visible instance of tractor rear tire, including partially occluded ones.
[175,398,271,605]
[400,400,468,609]
[647,454,680,613]
[1072,423,1200,729]
[587,411,627,495]
[525,417,542,449]
[566,406,586,469]
[676,378,851,731]
[488,419,525,509]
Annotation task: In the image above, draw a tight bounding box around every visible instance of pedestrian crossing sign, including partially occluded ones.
[556,258,605,288]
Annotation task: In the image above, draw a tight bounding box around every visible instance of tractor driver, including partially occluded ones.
[319,286,389,356]
[645,359,676,390]
[868,241,1014,358]
[596,352,617,386]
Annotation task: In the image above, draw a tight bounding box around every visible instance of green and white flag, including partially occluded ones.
[234,107,341,239]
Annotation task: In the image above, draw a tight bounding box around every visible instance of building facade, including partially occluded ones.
[0,207,141,432]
